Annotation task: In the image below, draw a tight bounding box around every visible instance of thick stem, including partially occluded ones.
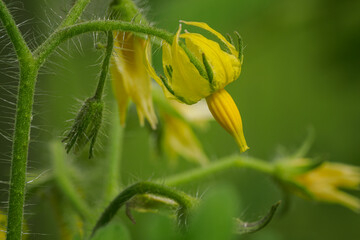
[6,62,37,240]
[162,156,275,187]
[91,181,196,237]
[94,32,113,99]
[58,0,91,28]
[0,2,39,239]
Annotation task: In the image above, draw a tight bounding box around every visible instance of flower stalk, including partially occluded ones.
[62,31,113,158]
[94,32,114,100]
[162,156,274,187]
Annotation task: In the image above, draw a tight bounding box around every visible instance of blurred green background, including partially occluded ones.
[1,0,360,239]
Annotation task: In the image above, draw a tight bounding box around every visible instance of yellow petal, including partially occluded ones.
[144,40,178,103]
[170,25,212,104]
[180,20,238,56]
[110,55,129,126]
[170,99,213,128]
[162,113,208,165]
[295,162,360,212]
[206,88,248,152]
[0,210,6,239]
[181,32,241,89]
[112,32,157,129]
[311,186,360,212]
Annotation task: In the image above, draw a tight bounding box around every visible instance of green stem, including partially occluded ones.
[58,0,91,28]
[162,156,275,187]
[50,141,91,219]
[1,2,38,239]
[0,0,32,62]
[34,20,172,66]
[94,32,113,99]
[103,104,124,203]
[5,64,37,240]
[91,181,196,237]
[33,20,207,79]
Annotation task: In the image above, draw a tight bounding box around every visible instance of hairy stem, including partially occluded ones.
[5,63,37,240]
[34,20,172,67]
[58,0,91,28]
[0,1,38,239]
[0,0,32,62]
[94,32,113,99]
[162,156,275,187]
[33,20,206,79]
[92,181,196,237]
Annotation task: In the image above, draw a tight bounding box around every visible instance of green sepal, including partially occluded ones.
[234,31,243,62]
[202,53,214,84]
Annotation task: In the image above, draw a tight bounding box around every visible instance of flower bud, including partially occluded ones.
[276,158,360,212]
[62,97,103,158]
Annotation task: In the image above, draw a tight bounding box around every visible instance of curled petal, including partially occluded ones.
[181,32,241,89]
[180,20,238,56]
[111,32,157,129]
[111,56,129,126]
[170,25,212,104]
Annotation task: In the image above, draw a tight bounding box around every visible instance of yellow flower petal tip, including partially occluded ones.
[206,88,249,152]
[296,162,360,212]
[111,32,157,129]
[162,113,208,166]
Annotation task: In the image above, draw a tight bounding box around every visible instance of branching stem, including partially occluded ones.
[58,0,91,28]
[0,0,32,62]
[162,156,275,187]
[33,20,206,78]
[0,0,91,239]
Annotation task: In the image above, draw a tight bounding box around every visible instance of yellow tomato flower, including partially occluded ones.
[145,21,248,151]
[111,32,157,129]
[295,162,360,212]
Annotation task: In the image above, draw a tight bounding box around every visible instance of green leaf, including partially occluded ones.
[186,185,239,240]
[91,222,131,240]
[140,214,181,240]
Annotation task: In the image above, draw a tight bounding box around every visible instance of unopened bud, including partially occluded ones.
[62,97,103,158]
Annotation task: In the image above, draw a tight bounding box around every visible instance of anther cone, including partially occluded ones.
[206,89,249,152]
